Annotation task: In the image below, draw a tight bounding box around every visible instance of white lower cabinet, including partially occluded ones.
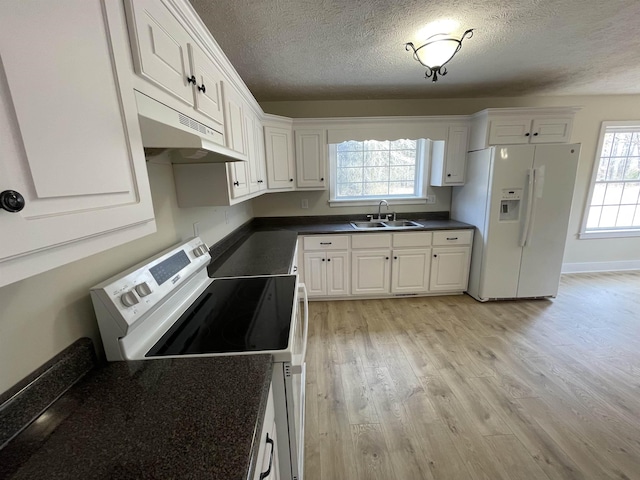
[351,250,391,295]
[302,236,350,297]
[301,229,471,299]
[254,384,280,480]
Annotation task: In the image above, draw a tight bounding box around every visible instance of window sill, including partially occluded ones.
[578,229,640,239]
[328,198,427,207]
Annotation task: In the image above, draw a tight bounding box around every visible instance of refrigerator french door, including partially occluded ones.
[451,144,581,301]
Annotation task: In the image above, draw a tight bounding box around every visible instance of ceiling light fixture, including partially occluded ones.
[405,28,474,82]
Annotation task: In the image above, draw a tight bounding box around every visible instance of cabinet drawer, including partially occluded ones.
[392,232,432,248]
[432,230,473,246]
[304,235,349,250]
[351,233,392,249]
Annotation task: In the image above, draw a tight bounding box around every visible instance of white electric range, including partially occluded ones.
[90,237,308,480]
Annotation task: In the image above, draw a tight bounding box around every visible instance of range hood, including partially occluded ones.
[134,90,247,163]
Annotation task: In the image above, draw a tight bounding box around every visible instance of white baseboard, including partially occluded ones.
[562,260,640,273]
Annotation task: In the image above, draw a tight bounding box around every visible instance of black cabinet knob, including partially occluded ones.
[447,173,451,177]
[385,256,389,260]
[327,258,331,262]
[533,132,539,136]
[525,132,530,137]
[321,258,325,262]
[289,178,294,182]
[0,190,25,213]
[233,181,240,186]
[187,75,196,84]
[433,254,437,258]
[320,177,324,181]
[394,256,398,259]
[198,84,206,93]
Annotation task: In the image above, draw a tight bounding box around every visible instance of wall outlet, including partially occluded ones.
[301,199,309,209]
[426,195,436,204]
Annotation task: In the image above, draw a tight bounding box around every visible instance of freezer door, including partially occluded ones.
[479,145,535,299]
[517,144,581,298]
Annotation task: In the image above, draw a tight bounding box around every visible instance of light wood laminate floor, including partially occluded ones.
[303,271,640,480]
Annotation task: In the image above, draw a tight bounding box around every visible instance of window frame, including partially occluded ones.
[579,120,640,239]
[328,138,429,207]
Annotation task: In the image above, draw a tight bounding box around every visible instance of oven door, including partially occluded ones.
[282,282,308,480]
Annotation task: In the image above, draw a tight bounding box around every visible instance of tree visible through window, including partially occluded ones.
[585,125,640,232]
[333,139,424,200]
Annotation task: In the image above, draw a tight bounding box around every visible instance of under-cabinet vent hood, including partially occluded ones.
[134,90,247,164]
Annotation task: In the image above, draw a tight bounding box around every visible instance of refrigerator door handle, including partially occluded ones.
[520,168,536,247]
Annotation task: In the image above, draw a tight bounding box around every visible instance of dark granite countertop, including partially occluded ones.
[1,349,273,480]
[207,214,473,278]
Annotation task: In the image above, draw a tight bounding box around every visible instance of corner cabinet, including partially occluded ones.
[0,0,155,288]
[469,107,578,150]
[295,129,327,190]
[264,116,296,191]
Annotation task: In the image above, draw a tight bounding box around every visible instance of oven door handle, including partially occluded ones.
[291,283,308,375]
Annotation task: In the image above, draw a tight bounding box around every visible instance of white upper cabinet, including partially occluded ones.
[0,0,155,287]
[264,120,296,191]
[469,108,577,150]
[295,129,327,189]
[189,44,225,129]
[431,125,469,186]
[246,112,267,194]
[125,0,225,132]
[222,82,247,155]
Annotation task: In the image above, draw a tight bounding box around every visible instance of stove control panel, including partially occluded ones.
[91,237,210,334]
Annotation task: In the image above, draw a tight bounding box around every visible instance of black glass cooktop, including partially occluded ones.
[146,275,297,357]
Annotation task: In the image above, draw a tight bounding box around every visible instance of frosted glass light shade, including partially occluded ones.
[414,35,459,68]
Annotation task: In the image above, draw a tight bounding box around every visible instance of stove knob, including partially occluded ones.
[120,291,139,307]
[192,244,209,257]
[135,282,152,297]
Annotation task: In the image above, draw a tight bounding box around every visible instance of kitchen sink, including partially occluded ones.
[350,219,424,230]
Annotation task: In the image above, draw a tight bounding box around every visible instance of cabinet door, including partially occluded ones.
[222,82,247,155]
[189,44,224,129]
[295,129,326,189]
[125,0,193,106]
[327,252,350,296]
[530,118,572,144]
[443,126,469,185]
[227,162,250,199]
[351,250,390,295]
[303,252,327,296]
[265,126,295,190]
[429,247,471,292]
[0,0,155,287]
[245,112,263,194]
[487,118,532,145]
[255,121,268,191]
[391,249,431,294]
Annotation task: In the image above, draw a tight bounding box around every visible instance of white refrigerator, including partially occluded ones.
[451,144,581,301]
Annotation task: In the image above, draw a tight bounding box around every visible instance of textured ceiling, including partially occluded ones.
[189,0,640,101]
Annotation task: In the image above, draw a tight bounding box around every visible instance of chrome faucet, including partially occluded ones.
[377,199,389,220]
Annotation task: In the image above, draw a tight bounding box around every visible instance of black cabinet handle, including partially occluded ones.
[525,132,530,137]
[446,237,458,240]
[187,75,196,84]
[198,84,206,93]
[319,242,332,245]
[258,180,263,183]
[233,181,240,186]
[0,190,25,213]
[259,434,275,480]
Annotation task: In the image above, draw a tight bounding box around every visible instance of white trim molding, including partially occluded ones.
[562,260,640,273]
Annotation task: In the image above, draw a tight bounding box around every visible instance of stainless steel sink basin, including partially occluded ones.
[350,219,424,230]
[350,220,387,229]
[383,220,423,228]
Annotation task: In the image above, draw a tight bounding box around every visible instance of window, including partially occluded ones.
[581,121,640,238]
[329,139,428,205]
